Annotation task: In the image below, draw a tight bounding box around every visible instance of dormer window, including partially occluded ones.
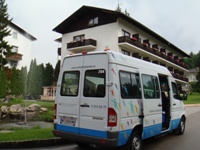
[89,17,98,26]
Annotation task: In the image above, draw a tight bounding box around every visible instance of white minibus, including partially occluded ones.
[53,51,186,150]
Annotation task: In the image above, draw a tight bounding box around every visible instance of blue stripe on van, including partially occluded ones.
[142,123,162,140]
[170,118,180,130]
[80,128,107,138]
[56,124,79,134]
[56,118,181,146]
[118,129,132,146]
[56,124,107,138]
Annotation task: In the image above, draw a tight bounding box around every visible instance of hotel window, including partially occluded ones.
[121,49,130,56]
[13,32,18,39]
[73,34,85,42]
[10,61,18,68]
[12,46,18,53]
[122,30,130,37]
[89,17,99,26]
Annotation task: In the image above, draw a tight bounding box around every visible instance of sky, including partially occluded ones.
[6,0,200,67]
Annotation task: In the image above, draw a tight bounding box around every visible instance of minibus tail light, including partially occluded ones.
[54,104,57,119]
[108,108,117,127]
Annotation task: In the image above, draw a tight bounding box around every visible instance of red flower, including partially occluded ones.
[143,43,148,47]
[132,37,137,41]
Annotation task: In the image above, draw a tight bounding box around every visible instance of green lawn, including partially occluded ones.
[0,99,55,142]
[184,92,200,104]
[0,127,54,142]
[24,100,54,109]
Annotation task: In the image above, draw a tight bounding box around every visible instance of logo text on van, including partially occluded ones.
[71,65,96,69]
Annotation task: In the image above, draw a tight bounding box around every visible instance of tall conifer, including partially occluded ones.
[0,0,12,69]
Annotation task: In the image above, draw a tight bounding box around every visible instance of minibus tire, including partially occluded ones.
[127,131,143,150]
[173,117,185,135]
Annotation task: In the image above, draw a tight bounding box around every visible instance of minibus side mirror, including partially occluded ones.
[178,90,187,101]
[179,91,187,101]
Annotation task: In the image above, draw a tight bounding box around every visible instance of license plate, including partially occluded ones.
[60,116,76,126]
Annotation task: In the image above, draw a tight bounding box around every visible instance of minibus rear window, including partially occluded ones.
[60,71,80,96]
[83,69,105,97]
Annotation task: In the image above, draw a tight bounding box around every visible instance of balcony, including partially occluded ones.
[171,73,188,82]
[7,53,23,61]
[118,36,189,83]
[67,39,97,52]
[118,36,188,70]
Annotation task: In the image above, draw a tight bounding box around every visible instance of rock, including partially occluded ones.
[27,112,36,120]
[3,95,15,103]
[40,107,48,113]
[27,104,40,112]
[1,103,48,121]
[1,106,9,113]
[9,104,23,113]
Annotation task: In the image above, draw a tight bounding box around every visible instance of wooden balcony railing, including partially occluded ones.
[7,53,23,60]
[118,36,188,70]
[67,39,97,49]
[171,73,188,82]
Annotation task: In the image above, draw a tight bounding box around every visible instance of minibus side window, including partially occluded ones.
[120,71,141,99]
[142,75,160,99]
[60,71,80,96]
[171,82,179,99]
[83,69,105,97]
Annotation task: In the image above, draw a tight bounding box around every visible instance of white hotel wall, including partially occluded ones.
[61,19,184,65]
[5,26,33,69]
[61,22,119,63]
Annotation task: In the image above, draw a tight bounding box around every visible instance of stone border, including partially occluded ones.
[185,104,200,107]
[0,138,71,149]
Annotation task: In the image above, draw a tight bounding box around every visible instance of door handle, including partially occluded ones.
[158,103,162,107]
[80,104,90,107]
[173,103,176,106]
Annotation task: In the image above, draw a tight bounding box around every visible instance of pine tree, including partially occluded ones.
[0,68,8,98]
[27,59,38,99]
[0,0,12,69]
[44,63,54,86]
[37,63,44,96]
[10,67,23,96]
[21,66,28,98]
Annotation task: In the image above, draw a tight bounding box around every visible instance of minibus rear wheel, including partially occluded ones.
[127,131,143,150]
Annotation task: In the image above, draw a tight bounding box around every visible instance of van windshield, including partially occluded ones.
[60,71,80,96]
[83,69,105,97]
